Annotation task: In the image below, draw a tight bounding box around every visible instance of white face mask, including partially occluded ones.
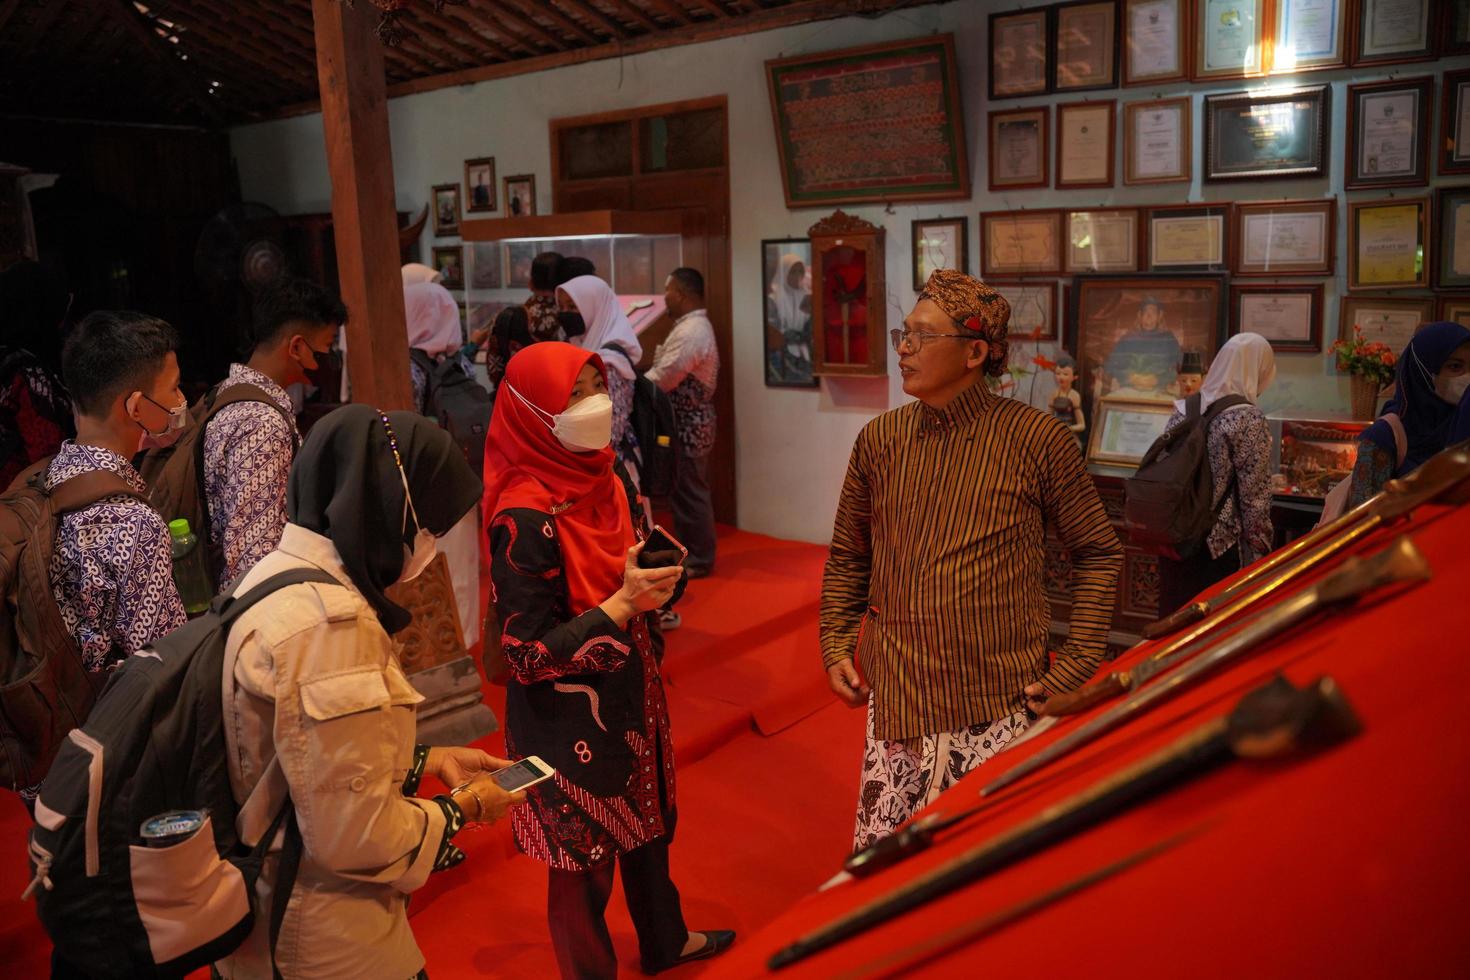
[506,384,614,453]
[1436,373,1470,406]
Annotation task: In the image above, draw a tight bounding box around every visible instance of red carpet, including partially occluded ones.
[0,525,865,978]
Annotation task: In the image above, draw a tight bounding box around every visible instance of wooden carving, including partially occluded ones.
[385,551,468,674]
[807,209,880,239]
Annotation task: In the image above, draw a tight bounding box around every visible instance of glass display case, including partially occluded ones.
[808,210,887,377]
[1268,417,1370,500]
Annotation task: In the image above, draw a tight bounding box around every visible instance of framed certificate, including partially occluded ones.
[1348,197,1429,290]
[1087,398,1176,467]
[1339,295,1434,348]
[1434,186,1470,291]
[1272,0,1348,72]
[981,210,1064,276]
[1124,97,1190,184]
[989,107,1050,190]
[1354,0,1434,65]
[1204,86,1328,181]
[1346,77,1432,189]
[1123,0,1188,85]
[1194,0,1265,79]
[1056,101,1116,189]
[1446,0,1470,55]
[990,280,1061,342]
[990,9,1051,99]
[1231,199,1335,276]
[1146,204,1229,271]
[1054,0,1119,92]
[911,217,969,291]
[1066,208,1140,273]
[1230,284,1323,352]
[1438,295,1470,327]
[1440,70,1470,177]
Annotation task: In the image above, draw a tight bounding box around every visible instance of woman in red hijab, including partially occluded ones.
[482,342,734,978]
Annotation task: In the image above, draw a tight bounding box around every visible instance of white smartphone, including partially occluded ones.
[491,756,556,793]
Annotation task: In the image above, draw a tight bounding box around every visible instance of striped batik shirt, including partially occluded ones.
[821,379,1123,740]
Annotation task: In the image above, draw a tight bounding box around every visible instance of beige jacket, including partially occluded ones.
[214,524,446,980]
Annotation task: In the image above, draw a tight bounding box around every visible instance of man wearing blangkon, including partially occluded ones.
[821,269,1123,849]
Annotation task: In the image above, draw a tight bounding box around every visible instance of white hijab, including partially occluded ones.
[1192,332,1277,413]
[559,274,642,380]
[401,262,442,285]
[404,281,462,357]
[769,253,809,334]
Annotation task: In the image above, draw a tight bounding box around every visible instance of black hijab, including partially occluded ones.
[287,404,481,633]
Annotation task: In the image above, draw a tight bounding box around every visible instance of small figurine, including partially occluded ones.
[1176,350,1205,398]
[1050,354,1086,442]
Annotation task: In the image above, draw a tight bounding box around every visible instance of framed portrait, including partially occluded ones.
[1231,199,1335,276]
[1348,197,1428,290]
[431,183,460,237]
[1440,70,1470,177]
[1124,97,1190,185]
[1056,100,1116,189]
[463,157,496,213]
[990,9,1051,99]
[1438,295,1470,327]
[1086,397,1176,468]
[1069,274,1229,433]
[1434,186,1470,291]
[1338,294,1434,348]
[981,209,1063,276]
[1193,0,1265,79]
[1054,0,1119,92]
[1204,86,1328,181]
[431,245,464,289]
[1446,0,1470,55]
[1066,208,1140,274]
[1353,0,1434,65]
[990,280,1061,342]
[1123,0,1187,86]
[1346,77,1432,190]
[468,243,502,290]
[761,238,817,389]
[1230,283,1323,352]
[506,241,536,289]
[503,174,536,217]
[1272,0,1348,72]
[911,217,969,290]
[1146,204,1229,272]
[989,107,1049,190]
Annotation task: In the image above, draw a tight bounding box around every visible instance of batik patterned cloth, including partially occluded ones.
[917,269,1011,377]
[852,701,1029,850]
[45,441,186,673]
[1162,404,1274,561]
[203,364,298,585]
[648,310,719,458]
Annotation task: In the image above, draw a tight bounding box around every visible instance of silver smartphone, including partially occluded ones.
[491,756,556,793]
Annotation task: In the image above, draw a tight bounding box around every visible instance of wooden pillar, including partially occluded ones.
[311,0,412,410]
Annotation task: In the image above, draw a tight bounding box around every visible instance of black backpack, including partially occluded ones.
[26,568,336,979]
[411,348,491,477]
[1124,392,1249,560]
[601,345,678,498]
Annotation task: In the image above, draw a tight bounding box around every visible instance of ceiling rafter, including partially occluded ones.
[100,0,225,124]
[642,0,695,25]
[503,0,603,47]
[602,0,664,33]
[422,4,520,62]
[143,0,318,91]
[554,0,630,40]
[472,1,570,53]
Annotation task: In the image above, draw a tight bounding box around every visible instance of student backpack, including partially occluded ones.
[411,348,492,477]
[0,460,148,794]
[600,344,678,498]
[1124,392,1250,560]
[26,568,337,979]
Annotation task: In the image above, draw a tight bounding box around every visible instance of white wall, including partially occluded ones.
[230,1,1470,543]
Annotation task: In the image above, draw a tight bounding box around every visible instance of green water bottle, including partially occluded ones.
[168,519,213,616]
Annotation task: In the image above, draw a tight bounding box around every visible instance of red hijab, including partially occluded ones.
[482,341,633,615]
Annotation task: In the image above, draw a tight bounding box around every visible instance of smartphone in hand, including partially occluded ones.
[638,524,688,569]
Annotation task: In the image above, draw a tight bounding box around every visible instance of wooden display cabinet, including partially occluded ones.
[808,210,887,377]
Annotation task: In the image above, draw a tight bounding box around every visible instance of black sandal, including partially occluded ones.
[642,930,736,974]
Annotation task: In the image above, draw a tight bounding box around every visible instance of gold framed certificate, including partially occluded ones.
[1124,97,1190,184]
[1054,0,1119,91]
[1146,204,1229,271]
[1194,0,1265,79]
[1347,77,1432,189]
[981,209,1063,276]
[1086,398,1176,468]
[1124,0,1188,85]
[1338,295,1433,349]
[1231,199,1335,276]
[1354,0,1433,65]
[1066,208,1140,273]
[1348,198,1429,290]
[990,9,1050,99]
[1272,0,1348,72]
[1056,101,1116,188]
[989,107,1050,190]
[1230,283,1323,352]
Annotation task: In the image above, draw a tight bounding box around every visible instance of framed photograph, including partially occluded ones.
[981,209,1064,276]
[1086,397,1176,468]
[1204,86,1328,181]
[1446,0,1470,55]
[1066,208,1140,273]
[1056,101,1116,189]
[1441,70,1470,177]
[990,9,1051,99]
[911,217,969,290]
[1346,77,1432,189]
[1232,199,1335,276]
[990,280,1061,342]
[1146,203,1229,271]
[506,241,536,289]
[1272,0,1348,72]
[989,107,1050,190]
[1434,187,1470,291]
[1230,283,1323,352]
[1338,294,1434,348]
[761,238,817,389]
[1124,97,1190,184]
[464,157,496,213]
[431,183,460,237]
[767,36,970,207]
[1438,295,1470,327]
[469,243,502,290]
[1123,0,1187,86]
[1348,197,1428,290]
[1354,0,1433,65]
[1194,0,1265,79]
[503,174,536,217]
[1054,1,1119,92]
[431,245,464,289]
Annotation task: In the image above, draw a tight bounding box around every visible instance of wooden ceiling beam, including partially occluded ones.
[554,0,630,40]
[142,1,318,89]
[402,8,499,66]
[99,0,225,125]
[435,3,531,58]
[643,0,695,25]
[506,0,605,47]
[415,3,517,62]
[602,0,663,33]
[473,1,569,53]
[687,0,738,17]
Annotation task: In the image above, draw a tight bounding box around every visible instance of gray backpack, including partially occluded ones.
[412,348,491,476]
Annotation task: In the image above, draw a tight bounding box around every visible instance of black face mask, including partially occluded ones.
[557,311,586,339]
[305,349,341,391]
